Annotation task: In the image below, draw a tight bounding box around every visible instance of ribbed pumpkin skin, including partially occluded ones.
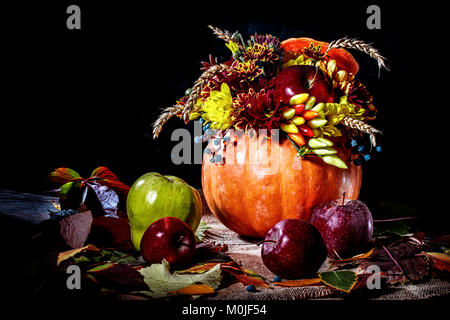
[202,134,362,238]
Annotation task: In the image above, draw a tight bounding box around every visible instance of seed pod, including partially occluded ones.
[308,138,329,149]
[311,102,325,113]
[316,137,333,147]
[307,118,328,128]
[327,59,337,78]
[290,93,309,106]
[302,110,319,120]
[304,96,316,110]
[288,133,305,146]
[335,70,348,82]
[281,122,299,134]
[293,104,305,115]
[322,155,348,169]
[298,124,314,137]
[292,116,305,125]
[282,108,296,120]
[313,147,337,155]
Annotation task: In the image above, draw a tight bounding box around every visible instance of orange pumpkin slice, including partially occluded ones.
[281,37,359,75]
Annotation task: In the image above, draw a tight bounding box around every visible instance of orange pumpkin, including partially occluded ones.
[202,133,362,238]
[281,37,359,75]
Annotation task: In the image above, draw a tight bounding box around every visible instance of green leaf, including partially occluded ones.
[138,259,221,298]
[319,270,358,293]
[195,221,212,242]
[373,221,410,238]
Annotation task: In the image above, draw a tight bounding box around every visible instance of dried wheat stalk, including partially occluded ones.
[341,116,381,147]
[152,105,183,139]
[208,25,233,43]
[326,37,388,72]
[152,63,231,139]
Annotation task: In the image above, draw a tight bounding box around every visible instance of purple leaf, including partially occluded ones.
[87,182,120,218]
[60,210,93,249]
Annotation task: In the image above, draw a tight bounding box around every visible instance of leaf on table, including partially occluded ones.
[175,262,220,275]
[373,221,411,238]
[220,262,269,288]
[195,221,213,242]
[49,167,83,184]
[87,182,120,218]
[170,284,215,296]
[426,252,450,272]
[59,210,93,249]
[332,248,375,263]
[358,236,431,284]
[87,263,147,291]
[274,278,322,287]
[319,270,358,293]
[138,259,222,298]
[57,244,100,266]
[88,216,132,251]
[193,241,230,263]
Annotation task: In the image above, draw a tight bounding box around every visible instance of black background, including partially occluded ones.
[1,1,448,233]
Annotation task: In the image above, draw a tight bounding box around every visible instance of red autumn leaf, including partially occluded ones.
[274,278,322,287]
[426,252,450,272]
[90,167,130,196]
[176,263,220,274]
[57,244,100,266]
[170,284,215,296]
[88,216,132,251]
[332,248,375,263]
[49,168,83,184]
[87,263,147,291]
[220,262,269,288]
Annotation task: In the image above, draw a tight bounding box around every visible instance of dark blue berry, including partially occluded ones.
[213,139,221,145]
[203,123,210,132]
[246,285,256,292]
[353,158,361,166]
[363,154,371,161]
[199,117,205,125]
[375,146,382,152]
[350,139,358,147]
[273,276,282,282]
[357,145,365,152]
[204,148,211,154]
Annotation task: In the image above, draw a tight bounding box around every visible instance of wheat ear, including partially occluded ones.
[152,63,231,139]
[208,25,233,43]
[326,37,388,72]
[341,116,381,147]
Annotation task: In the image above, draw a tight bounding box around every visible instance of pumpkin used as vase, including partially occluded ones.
[202,133,362,238]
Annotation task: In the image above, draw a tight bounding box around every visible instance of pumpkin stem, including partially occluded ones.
[257,239,277,246]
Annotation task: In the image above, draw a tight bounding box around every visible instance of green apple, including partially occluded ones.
[127,172,202,250]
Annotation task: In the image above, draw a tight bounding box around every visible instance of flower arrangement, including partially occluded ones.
[153,26,386,169]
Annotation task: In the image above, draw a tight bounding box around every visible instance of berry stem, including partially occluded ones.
[341,192,346,205]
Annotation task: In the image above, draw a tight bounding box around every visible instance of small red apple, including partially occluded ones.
[260,219,327,279]
[140,216,196,269]
[310,197,373,259]
[274,65,335,104]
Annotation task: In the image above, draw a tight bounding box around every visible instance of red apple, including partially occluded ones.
[274,65,335,104]
[260,219,327,279]
[310,198,373,259]
[140,216,196,269]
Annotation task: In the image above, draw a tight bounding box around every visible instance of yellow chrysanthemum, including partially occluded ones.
[198,83,233,130]
[225,41,240,54]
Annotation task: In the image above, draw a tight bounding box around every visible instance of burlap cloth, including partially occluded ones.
[200,211,450,300]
